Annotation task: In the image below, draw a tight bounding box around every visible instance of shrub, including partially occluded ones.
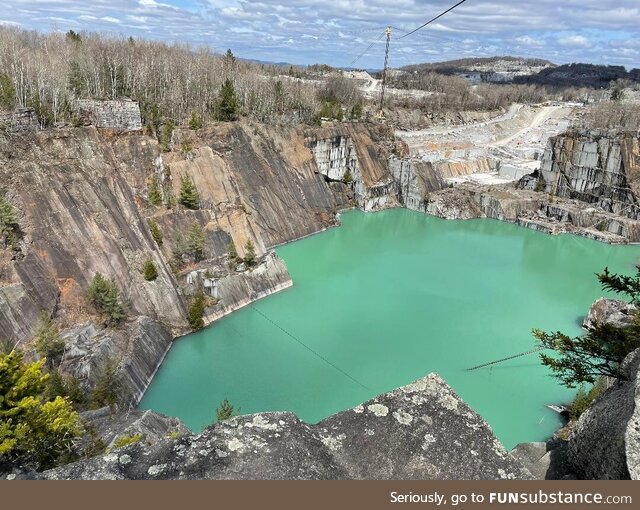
[178,175,200,210]
[34,312,65,369]
[0,351,82,469]
[112,433,143,449]
[142,259,158,281]
[188,111,203,130]
[148,219,163,246]
[215,399,235,422]
[180,138,193,154]
[87,273,126,326]
[187,290,206,331]
[343,168,353,184]
[148,176,163,206]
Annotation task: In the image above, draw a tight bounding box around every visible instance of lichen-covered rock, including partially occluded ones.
[582,298,635,331]
[568,348,640,479]
[43,374,532,480]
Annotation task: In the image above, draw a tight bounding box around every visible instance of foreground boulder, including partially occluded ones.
[568,348,640,479]
[43,374,532,480]
[582,298,635,331]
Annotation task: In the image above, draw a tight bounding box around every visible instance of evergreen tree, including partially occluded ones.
[215,79,239,122]
[188,111,203,130]
[535,266,640,386]
[178,175,200,210]
[90,356,120,410]
[244,239,256,267]
[0,193,19,249]
[87,273,126,326]
[215,399,235,422]
[142,259,158,281]
[148,176,163,206]
[186,222,206,261]
[34,313,65,370]
[0,351,82,469]
[148,218,163,246]
[0,72,16,110]
[187,290,206,331]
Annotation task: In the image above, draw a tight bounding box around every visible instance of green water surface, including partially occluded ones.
[139,209,640,449]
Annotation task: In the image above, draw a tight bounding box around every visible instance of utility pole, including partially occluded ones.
[379,26,392,114]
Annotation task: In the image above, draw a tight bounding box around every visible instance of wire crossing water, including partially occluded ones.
[140,209,640,449]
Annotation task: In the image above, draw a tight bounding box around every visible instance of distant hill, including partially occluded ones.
[401,56,555,75]
[514,63,640,88]
[397,56,555,85]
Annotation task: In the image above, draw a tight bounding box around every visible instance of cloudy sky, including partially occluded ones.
[1,0,639,69]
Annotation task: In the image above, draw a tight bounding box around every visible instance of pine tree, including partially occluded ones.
[148,176,163,206]
[215,399,235,422]
[187,290,206,330]
[178,175,200,210]
[34,312,65,370]
[90,356,120,410]
[186,222,205,261]
[87,273,126,326]
[148,218,163,246]
[215,79,239,122]
[244,239,256,267]
[0,193,19,249]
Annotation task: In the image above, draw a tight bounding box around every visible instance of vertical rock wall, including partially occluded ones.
[540,130,640,219]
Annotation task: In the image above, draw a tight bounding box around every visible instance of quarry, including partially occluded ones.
[2,27,640,480]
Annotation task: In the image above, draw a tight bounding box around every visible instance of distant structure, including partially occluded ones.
[77,98,142,132]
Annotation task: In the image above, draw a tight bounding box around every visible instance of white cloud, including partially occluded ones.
[0,1,637,68]
[558,35,591,48]
[515,36,545,48]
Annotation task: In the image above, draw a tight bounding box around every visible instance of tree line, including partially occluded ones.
[0,27,329,128]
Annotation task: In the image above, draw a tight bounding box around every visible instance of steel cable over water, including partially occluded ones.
[250,305,372,391]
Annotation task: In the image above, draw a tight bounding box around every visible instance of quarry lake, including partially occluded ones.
[139,209,640,449]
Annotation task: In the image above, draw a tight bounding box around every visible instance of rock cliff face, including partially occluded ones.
[42,374,533,480]
[568,348,640,480]
[305,124,401,211]
[540,130,640,219]
[0,121,390,401]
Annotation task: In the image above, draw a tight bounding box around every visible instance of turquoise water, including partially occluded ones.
[139,209,640,449]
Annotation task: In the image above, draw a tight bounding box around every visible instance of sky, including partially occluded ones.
[1,0,639,69]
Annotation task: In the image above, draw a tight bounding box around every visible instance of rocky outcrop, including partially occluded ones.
[43,374,532,480]
[582,298,635,331]
[59,317,174,407]
[424,183,640,243]
[185,251,293,325]
[510,440,575,480]
[305,124,399,211]
[76,99,142,131]
[391,158,445,211]
[568,348,640,480]
[540,130,640,219]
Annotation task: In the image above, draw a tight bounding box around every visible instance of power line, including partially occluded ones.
[398,0,468,40]
[349,30,387,68]
[249,305,372,391]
